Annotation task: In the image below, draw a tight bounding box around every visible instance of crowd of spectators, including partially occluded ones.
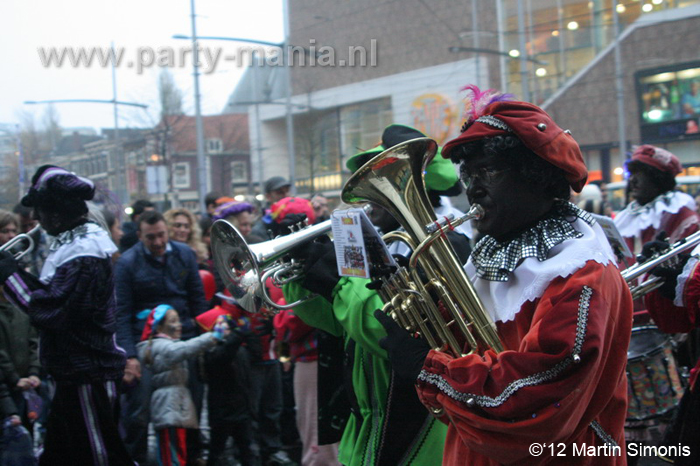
[0,174,337,466]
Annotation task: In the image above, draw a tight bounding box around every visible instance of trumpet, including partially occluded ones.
[621,230,700,299]
[0,225,40,261]
[211,217,332,314]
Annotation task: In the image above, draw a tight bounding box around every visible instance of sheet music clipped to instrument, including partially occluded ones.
[331,208,396,279]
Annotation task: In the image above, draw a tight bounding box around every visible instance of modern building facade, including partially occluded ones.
[235,0,700,197]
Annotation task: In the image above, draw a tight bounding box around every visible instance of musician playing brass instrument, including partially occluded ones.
[642,243,700,466]
[282,124,470,466]
[375,88,633,465]
[613,145,700,260]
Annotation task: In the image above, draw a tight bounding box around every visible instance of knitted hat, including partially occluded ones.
[21,165,95,207]
[346,124,460,194]
[264,176,291,194]
[442,85,588,193]
[627,145,682,176]
[138,304,174,341]
[213,201,254,220]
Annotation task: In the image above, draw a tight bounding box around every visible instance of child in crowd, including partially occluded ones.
[1,375,36,464]
[199,312,260,466]
[137,304,219,466]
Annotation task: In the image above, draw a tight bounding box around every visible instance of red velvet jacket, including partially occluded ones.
[416,261,633,465]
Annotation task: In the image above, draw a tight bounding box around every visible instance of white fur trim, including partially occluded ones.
[464,218,616,323]
[40,226,117,284]
[613,191,696,239]
[675,247,700,307]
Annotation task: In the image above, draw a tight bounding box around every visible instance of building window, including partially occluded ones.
[230,161,247,183]
[207,138,223,154]
[340,98,392,170]
[173,162,190,188]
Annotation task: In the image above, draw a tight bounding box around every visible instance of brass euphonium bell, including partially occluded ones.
[342,137,503,355]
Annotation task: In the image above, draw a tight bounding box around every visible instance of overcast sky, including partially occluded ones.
[0,0,284,133]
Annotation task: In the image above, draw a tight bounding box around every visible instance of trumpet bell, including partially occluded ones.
[211,219,263,313]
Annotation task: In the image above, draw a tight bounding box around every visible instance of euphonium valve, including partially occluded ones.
[342,137,503,356]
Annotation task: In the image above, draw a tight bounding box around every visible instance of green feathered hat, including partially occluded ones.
[346,124,460,195]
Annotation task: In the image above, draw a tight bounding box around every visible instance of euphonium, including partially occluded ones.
[342,137,503,356]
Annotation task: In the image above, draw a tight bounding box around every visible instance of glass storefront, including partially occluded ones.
[500,0,700,104]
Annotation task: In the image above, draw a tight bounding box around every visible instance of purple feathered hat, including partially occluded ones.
[21,165,95,207]
[213,201,254,220]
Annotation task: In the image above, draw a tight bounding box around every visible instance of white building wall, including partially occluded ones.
[249,57,484,182]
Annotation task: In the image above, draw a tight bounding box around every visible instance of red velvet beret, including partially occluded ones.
[628,145,682,176]
[443,100,588,193]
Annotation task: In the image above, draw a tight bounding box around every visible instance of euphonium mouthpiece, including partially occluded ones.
[468,204,484,220]
[425,203,484,234]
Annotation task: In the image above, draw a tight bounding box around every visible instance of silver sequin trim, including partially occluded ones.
[418,286,593,409]
[590,421,619,447]
[475,115,513,132]
[573,287,592,359]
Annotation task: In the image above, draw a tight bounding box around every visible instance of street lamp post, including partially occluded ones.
[283,0,296,194]
[517,0,530,102]
[613,2,628,170]
[188,0,208,215]
[173,30,298,197]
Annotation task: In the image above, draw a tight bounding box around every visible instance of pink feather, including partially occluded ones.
[459,85,515,128]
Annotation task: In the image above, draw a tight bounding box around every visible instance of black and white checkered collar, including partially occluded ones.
[471,201,594,282]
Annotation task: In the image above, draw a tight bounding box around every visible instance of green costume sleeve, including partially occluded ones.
[282,281,343,337]
[330,276,388,359]
[283,276,388,358]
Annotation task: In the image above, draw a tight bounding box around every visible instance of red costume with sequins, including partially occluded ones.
[415,210,633,465]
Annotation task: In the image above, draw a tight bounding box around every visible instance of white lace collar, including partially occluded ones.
[465,214,616,323]
[40,224,117,284]
[613,191,696,239]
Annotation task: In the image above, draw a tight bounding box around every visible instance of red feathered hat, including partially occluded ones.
[628,145,682,176]
[269,197,316,225]
[442,86,588,193]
